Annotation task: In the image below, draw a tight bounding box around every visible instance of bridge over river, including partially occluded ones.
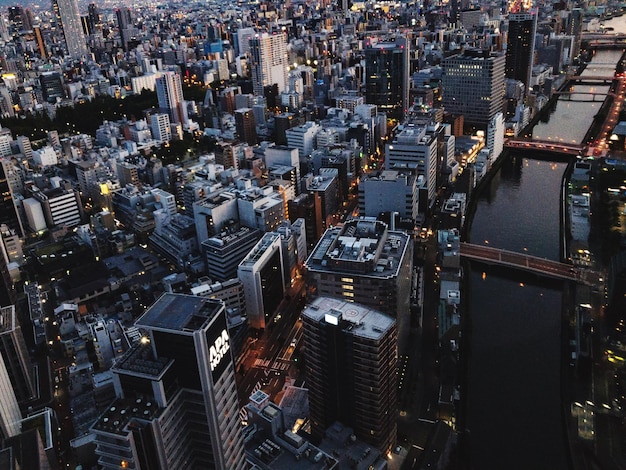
[460,242,603,286]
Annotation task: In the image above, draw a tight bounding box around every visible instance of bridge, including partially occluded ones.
[566,75,616,83]
[460,242,576,280]
[460,242,604,286]
[504,139,584,156]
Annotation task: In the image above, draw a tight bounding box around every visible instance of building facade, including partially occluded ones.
[302,297,397,454]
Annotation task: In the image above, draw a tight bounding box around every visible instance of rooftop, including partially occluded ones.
[305,218,409,277]
[136,293,223,333]
[91,396,161,436]
[302,297,395,341]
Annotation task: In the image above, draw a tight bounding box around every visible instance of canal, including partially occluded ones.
[463,45,624,468]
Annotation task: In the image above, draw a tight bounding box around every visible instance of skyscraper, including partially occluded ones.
[364,36,410,120]
[249,32,289,96]
[302,296,397,454]
[115,7,133,51]
[234,108,257,146]
[441,48,506,128]
[505,10,538,94]
[91,293,246,469]
[52,0,88,59]
[156,71,186,125]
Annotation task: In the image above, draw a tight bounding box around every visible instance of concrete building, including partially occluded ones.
[202,225,262,282]
[0,305,35,404]
[53,0,88,59]
[238,232,287,330]
[91,293,246,469]
[358,170,418,221]
[193,191,239,243]
[385,124,439,206]
[302,297,397,454]
[441,49,506,128]
[304,218,412,322]
[250,32,289,96]
[286,122,320,157]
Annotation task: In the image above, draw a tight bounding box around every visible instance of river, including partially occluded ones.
[464,29,625,469]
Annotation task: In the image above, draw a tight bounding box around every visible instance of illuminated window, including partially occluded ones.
[343,292,354,298]
[342,285,354,290]
[341,277,353,283]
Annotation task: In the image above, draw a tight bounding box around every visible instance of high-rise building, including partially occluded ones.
[0,352,21,440]
[304,218,412,322]
[91,293,246,469]
[505,11,538,94]
[249,32,289,96]
[364,36,410,120]
[441,48,506,128]
[156,71,186,124]
[0,157,24,238]
[234,108,257,146]
[115,7,133,51]
[238,232,287,329]
[0,305,35,404]
[302,296,397,454]
[52,0,88,59]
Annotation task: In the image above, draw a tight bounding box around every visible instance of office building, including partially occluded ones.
[441,49,506,128]
[115,7,133,51]
[53,0,88,59]
[385,124,446,206]
[358,170,419,221]
[0,158,24,238]
[203,225,262,282]
[235,108,257,146]
[91,293,246,469]
[156,71,186,125]
[285,122,320,157]
[505,11,538,94]
[0,305,35,404]
[304,218,412,320]
[302,296,397,454]
[306,173,339,231]
[249,32,289,96]
[31,186,84,228]
[193,191,239,243]
[238,232,287,329]
[364,36,410,120]
[0,353,21,440]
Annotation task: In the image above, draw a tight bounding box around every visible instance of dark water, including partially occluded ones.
[465,46,623,468]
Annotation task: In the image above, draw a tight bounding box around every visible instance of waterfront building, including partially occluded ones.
[505,11,538,94]
[302,296,397,454]
[304,218,412,320]
[91,293,246,469]
[441,49,506,128]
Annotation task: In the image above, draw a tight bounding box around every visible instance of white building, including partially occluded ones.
[150,112,171,143]
[249,32,289,96]
[486,112,505,164]
[33,146,58,167]
[23,198,47,232]
[286,121,320,157]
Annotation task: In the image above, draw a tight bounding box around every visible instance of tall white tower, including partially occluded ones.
[249,32,289,96]
[156,71,186,124]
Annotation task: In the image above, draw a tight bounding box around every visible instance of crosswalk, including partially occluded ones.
[253,358,291,371]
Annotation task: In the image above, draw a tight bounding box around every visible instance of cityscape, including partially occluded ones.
[0,0,624,469]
